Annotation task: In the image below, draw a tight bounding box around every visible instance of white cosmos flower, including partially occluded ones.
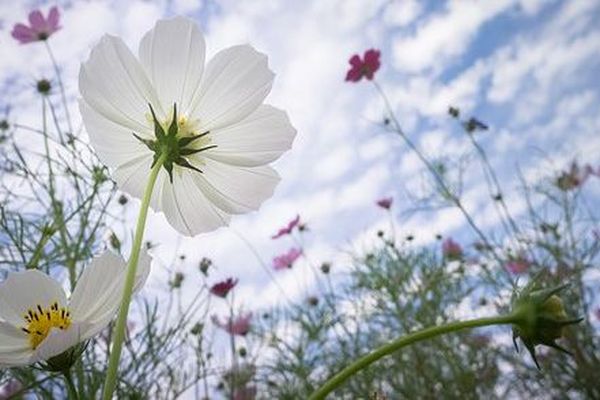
[79,17,296,236]
[0,251,150,367]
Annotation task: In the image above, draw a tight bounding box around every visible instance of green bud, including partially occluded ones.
[36,79,52,95]
[511,277,583,369]
[42,342,86,373]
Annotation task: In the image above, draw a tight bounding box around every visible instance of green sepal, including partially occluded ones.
[178,131,210,147]
[179,145,218,156]
[148,103,165,141]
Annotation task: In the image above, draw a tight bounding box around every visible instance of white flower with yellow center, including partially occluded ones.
[79,17,296,236]
[0,251,150,367]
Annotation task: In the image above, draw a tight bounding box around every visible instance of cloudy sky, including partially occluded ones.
[1,0,599,321]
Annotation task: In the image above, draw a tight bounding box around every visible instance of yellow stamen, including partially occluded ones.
[21,301,72,349]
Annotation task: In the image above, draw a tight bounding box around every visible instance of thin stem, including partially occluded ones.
[63,371,79,400]
[102,155,165,400]
[44,41,73,135]
[308,313,520,400]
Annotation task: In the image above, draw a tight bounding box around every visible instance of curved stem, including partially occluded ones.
[308,314,519,400]
[102,156,165,400]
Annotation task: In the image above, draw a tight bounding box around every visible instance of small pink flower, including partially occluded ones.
[376,197,393,210]
[210,277,238,298]
[0,379,23,400]
[11,7,61,44]
[273,247,303,270]
[505,255,530,274]
[212,313,252,336]
[345,49,381,82]
[271,214,301,239]
[234,386,257,400]
[442,238,463,261]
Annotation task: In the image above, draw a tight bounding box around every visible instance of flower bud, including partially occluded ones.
[36,79,52,95]
[511,279,583,369]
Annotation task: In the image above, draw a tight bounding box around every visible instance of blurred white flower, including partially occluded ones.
[79,17,296,236]
[0,251,150,366]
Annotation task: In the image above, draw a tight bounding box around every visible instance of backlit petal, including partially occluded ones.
[206,105,296,167]
[79,35,161,134]
[139,16,206,116]
[159,171,231,236]
[189,45,274,131]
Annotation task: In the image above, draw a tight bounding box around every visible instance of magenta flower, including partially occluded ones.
[273,247,303,270]
[442,238,463,261]
[345,49,381,82]
[234,386,257,400]
[271,214,301,239]
[376,196,393,210]
[505,256,530,275]
[210,278,238,298]
[0,380,23,400]
[11,7,61,44]
[212,313,252,336]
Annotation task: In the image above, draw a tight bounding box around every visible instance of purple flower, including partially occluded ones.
[273,247,303,270]
[234,386,257,400]
[442,238,463,261]
[376,197,393,210]
[345,49,381,82]
[210,278,238,298]
[0,380,23,400]
[271,215,301,239]
[11,7,61,44]
[505,255,530,275]
[212,313,252,336]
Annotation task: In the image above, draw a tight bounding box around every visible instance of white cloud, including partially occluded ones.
[391,0,516,74]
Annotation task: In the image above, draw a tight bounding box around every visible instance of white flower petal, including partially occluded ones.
[32,323,88,363]
[139,16,206,116]
[79,34,161,133]
[0,271,67,327]
[112,155,165,210]
[192,160,280,214]
[159,171,231,236]
[0,321,30,356]
[69,251,151,328]
[189,45,274,131]
[206,105,296,167]
[79,100,150,168]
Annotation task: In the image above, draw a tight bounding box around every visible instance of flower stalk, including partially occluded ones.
[308,313,521,400]
[102,153,166,400]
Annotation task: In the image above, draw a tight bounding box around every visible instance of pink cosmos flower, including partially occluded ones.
[11,7,61,44]
[0,379,23,400]
[442,238,463,261]
[234,386,257,400]
[212,313,252,336]
[345,49,381,82]
[376,197,393,210]
[271,214,301,239]
[505,256,530,275]
[273,247,303,270]
[210,278,238,298]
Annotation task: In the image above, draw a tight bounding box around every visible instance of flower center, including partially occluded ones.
[134,103,217,183]
[21,302,72,350]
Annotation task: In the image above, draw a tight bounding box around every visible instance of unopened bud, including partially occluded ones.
[511,279,583,369]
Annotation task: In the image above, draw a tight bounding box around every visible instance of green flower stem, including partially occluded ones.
[63,371,79,400]
[102,154,165,400]
[308,313,521,400]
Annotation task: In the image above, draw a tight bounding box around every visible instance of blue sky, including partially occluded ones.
[1,0,600,324]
